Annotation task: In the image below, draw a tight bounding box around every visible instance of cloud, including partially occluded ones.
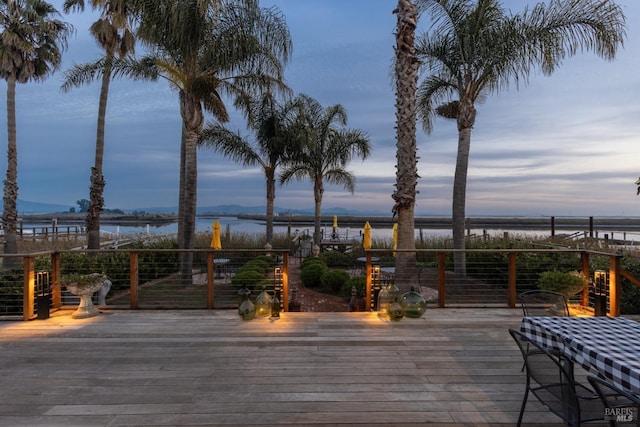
[0,0,638,217]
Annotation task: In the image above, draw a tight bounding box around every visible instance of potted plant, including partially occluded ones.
[537,271,587,298]
[60,273,110,319]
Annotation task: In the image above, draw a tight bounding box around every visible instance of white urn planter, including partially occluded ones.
[62,273,109,319]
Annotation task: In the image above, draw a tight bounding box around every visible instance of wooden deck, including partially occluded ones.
[0,308,614,426]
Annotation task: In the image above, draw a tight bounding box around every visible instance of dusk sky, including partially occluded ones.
[1,0,639,217]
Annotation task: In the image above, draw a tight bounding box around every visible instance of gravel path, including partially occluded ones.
[287,258,351,312]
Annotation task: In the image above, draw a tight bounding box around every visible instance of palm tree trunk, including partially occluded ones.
[86,60,112,250]
[452,99,476,282]
[313,180,323,246]
[392,0,419,293]
[178,90,204,285]
[3,75,19,267]
[452,128,470,281]
[265,169,275,244]
[177,128,186,249]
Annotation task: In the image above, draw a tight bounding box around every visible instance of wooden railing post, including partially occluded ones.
[508,252,516,308]
[207,252,214,309]
[609,254,621,317]
[365,252,372,311]
[438,252,445,308]
[51,252,61,309]
[282,251,289,312]
[580,251,590,307]
[23,256,35,321]
[130,251,139,309]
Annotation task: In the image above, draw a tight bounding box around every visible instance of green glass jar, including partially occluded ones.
[401,287,427,318]
[378,282,400,318]
[387,282,400,301]
[388,298,404,321]
[255,286,273,317]
[377,284,391,318]
[238,288,256,320]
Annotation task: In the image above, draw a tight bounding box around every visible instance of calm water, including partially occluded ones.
[98,216,640,243]
[22,216,640,243]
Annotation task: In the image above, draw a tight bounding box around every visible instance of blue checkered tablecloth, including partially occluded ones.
[520,316,640,396]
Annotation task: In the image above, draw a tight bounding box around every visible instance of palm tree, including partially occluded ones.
[392,0,420,293]
[62,0,136,250]
[199,91,295,245]
[131,0,291,283]
[415,0,626,279]
[280,94,371,247]
[0,0,72,262]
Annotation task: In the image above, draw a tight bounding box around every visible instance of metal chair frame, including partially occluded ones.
[587,375,640,427]
[509,328,604,426]
[519,289,571,317]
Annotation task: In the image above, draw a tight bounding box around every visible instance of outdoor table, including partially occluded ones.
[356,256,380,265]
[520,316,640,396]
[320,241,354,253]
[356,257,380,274]
[214,258,230,279]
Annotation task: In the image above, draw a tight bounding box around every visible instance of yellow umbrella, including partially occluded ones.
[210,220,222,250]
[333,215,338,229]
[392,223,398,256]
[363,221,372,249]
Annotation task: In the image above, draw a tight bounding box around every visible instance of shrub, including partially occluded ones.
[0,271,24,315]
[621,282,640,314]
[300,261,328,289]
[537,271,587,297]
[320,251,354,268]
[342,275,366,298]
[252,255,276,267]
[301,256,325,268]
[241,259,269,275]
[617,256,640,314]
[231,269,265,291]
[60,252,102,274]
[321,269,351,293]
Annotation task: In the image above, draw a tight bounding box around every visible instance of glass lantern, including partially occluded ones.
[255,286,273,317]
[271,289,281,318]
[238,288,256,320]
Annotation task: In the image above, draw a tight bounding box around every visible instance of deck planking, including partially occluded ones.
[0,308,615,426]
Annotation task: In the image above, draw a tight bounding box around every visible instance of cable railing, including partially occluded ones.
[0,247,635,320]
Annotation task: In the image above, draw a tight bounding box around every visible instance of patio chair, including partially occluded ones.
[518,290,570,371]
[519,289,570,317]
[509,329,604,426]
[587,375,640,427]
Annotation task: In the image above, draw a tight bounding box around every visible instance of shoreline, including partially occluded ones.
[17,212,640,231]
[235,214,640,230]
[19,213,176,226]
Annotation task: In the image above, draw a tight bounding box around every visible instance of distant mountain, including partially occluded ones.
[5,199,389,217]
[133,204,388,217]
[196,205,388,217]
[14,199,74,214]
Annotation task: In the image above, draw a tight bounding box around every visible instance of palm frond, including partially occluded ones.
[60,58,108,92]
[199,123,262,167]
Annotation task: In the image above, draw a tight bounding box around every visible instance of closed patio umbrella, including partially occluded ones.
[211,220,222,250]
[363,221,372,249]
